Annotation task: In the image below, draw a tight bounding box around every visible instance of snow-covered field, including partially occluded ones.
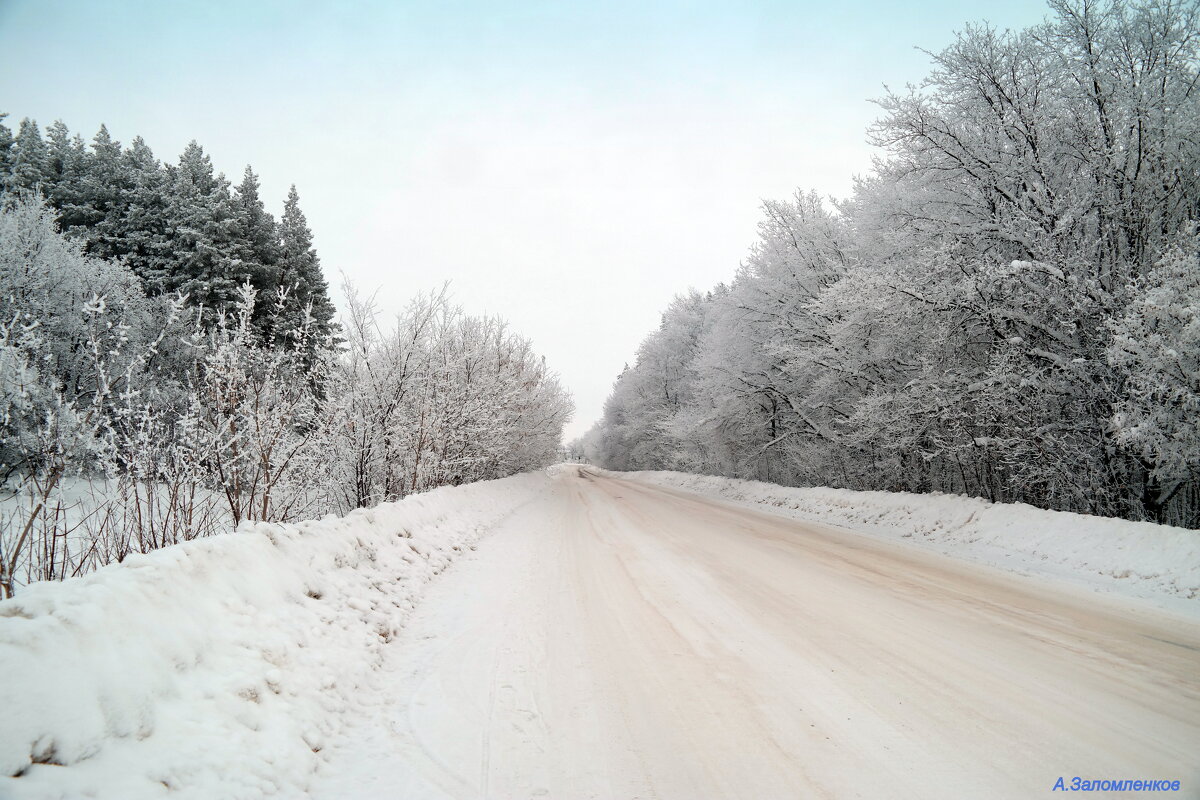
[3,465,1198,799]
[618,469,1200,614]
[0,472,554,799]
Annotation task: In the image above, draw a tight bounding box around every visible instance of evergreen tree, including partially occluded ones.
[0,114,14,185]
[0,116,337,344]
[81,124,131,258]
[43,120,90,231]
[162,141,251,316]
[234,166,282,331]
[278,185,335,344]
[114,136,172,287]
[7,118,48,191]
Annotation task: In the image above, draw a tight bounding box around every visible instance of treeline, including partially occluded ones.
[0,115,335,343]
[581,0,1200,528]
[0,121,572,596]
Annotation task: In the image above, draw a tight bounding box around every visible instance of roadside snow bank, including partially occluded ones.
[616,470,1200,611]
[0,471,555,800]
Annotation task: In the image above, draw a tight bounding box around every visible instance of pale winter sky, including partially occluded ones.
[0,0,1050,440]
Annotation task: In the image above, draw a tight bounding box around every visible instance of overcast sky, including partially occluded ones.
[0,0,1051,440]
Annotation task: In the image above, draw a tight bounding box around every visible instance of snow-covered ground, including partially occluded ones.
[618,469,1200,615]
[0,472,555,799]
[312,467,1200,798]
[3,466,1198,799]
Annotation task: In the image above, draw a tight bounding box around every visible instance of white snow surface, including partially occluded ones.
[619,469,1200,613]
[0,471,552,799]
[3,465,1199,799]
[311,466,1199,798]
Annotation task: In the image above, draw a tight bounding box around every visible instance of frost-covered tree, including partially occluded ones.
[111,135,173,285]
[0,132,571,592]
[0,116,338,345]
[1108,229,1200,522]
[0,194,151,415]
[327,285,572,509]
[77,125,129,254]
[0,115,14,181]
[0,197,333,587]
[158,141,253,315]
[0,195,155,595]
[588,292,710,473]
[43,121,90,232]
[588,0,1200,526]
[5,119,48,192]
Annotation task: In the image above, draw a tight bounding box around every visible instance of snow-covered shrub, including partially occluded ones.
[326,284,572,510]
[183,283,338,526]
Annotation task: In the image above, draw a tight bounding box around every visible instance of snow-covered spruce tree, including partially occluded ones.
[110,136,174,287]
[43,120,91,233]
[277,186,335,351]
[0,115,13,181]
[4,119,48,193]
[234,167,283,333]
[157,141,252,316]
[75,125,129,255]
[0,116,338,342]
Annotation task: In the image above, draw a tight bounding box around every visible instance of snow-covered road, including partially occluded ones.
[314,467,1200,799]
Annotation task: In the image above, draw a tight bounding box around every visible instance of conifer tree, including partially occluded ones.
[43,120,90,231]
[278,185,335,344]
[234,166,282,332]
[0,116,337,344]
[0,114,14,183]
[162,141,251,316]
[7,118,48,191]
[80,125,130,256]
[114,136,172,287]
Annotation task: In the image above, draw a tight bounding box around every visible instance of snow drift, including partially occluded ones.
[617,470,1200,612]
[0,471,555,799]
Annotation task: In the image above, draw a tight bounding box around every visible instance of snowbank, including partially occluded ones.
[615,470,1200,613]
[0,471,555,799]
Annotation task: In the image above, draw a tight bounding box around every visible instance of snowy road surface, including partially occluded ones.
[314,467,1200,799]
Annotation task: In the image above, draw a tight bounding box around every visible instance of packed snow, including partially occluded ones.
[314,467,1200,798]
[617,469,1200,614]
